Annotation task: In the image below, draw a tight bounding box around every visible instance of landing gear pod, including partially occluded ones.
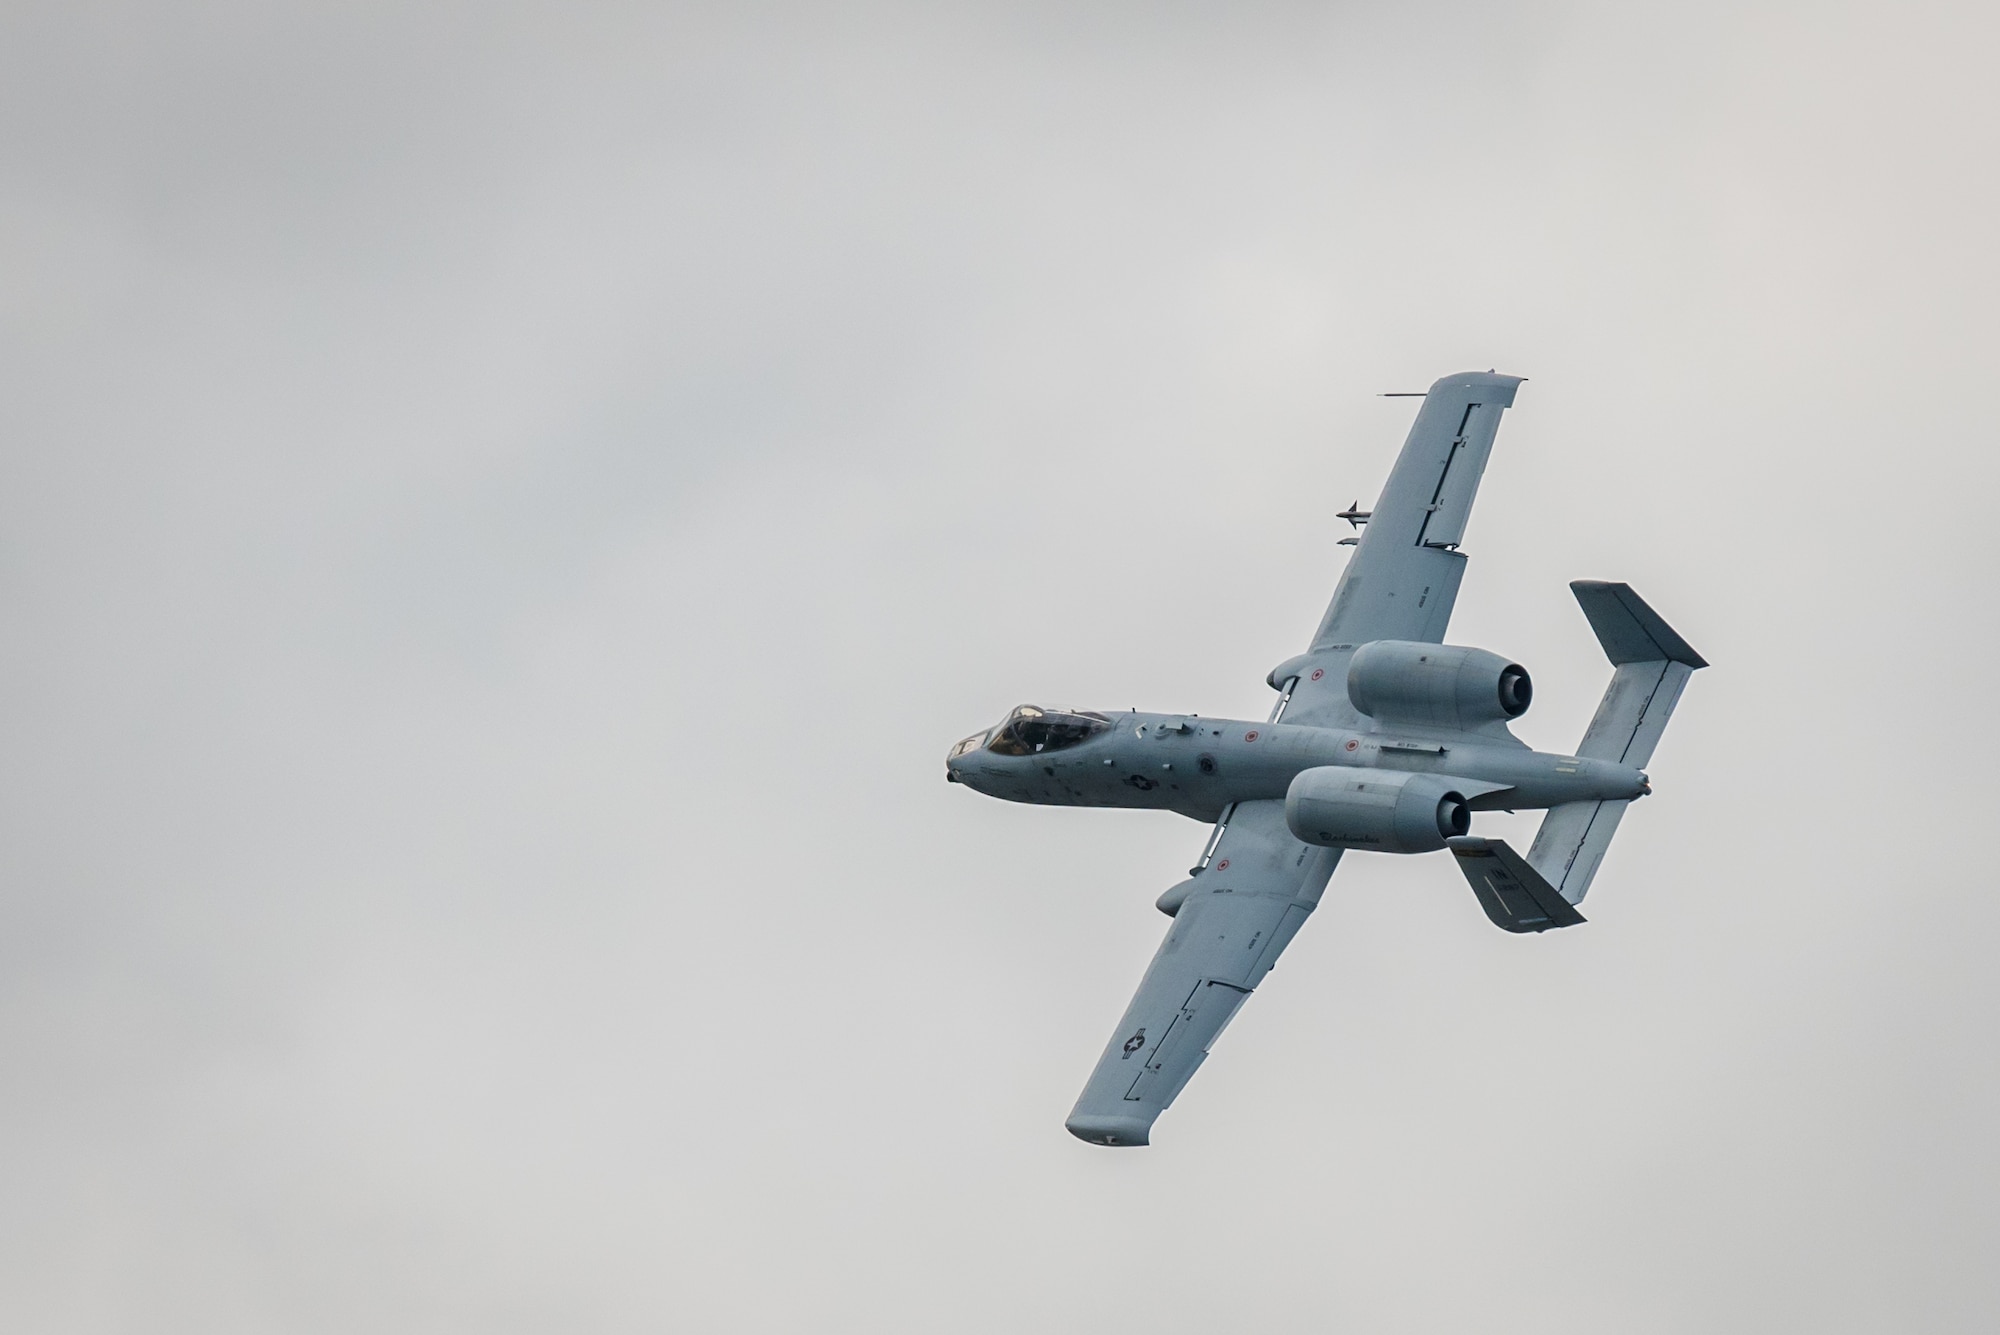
[1284,766,1472,854]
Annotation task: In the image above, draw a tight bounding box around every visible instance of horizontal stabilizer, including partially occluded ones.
[1536,583,1708,904]
[1527,799,1630,904]
[1577,660,1695,769]
[1447,836,1586,933]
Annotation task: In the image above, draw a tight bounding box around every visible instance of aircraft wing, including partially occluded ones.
[1276,371,1524,730]
[1066,800,1341,1146]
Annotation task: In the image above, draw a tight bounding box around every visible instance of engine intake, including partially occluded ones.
[1284,767,1472,854]
[1347,640,1532,731]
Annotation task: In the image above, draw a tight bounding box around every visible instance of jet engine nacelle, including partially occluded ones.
[1346,640,1532,730]
[1284,766,1472,854]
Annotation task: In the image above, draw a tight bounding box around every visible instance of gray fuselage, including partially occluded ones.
[945,709,1648,828]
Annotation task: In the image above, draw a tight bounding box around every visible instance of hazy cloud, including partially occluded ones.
[1,2,1996,1330]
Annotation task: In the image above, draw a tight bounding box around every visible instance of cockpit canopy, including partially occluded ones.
[957,705,1113,758]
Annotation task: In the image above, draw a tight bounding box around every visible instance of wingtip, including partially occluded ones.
[1425,370,1526,406]
[1065,1113,1153,1147]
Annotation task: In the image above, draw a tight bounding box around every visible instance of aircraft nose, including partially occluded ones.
[945,737,977,784]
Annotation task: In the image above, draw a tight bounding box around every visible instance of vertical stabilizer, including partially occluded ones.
[1529,582,1707,904]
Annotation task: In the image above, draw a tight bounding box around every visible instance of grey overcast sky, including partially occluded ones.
[3,1,1998,1330]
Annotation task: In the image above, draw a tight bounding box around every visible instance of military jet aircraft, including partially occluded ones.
[945,371,1707,1147]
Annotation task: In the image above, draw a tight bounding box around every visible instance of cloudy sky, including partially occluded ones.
[4,1,1998,1330]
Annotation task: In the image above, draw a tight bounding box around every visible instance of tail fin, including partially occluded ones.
[1528,582,1707,904]
[1567,580,1707,767]
[1448,836,1586,933]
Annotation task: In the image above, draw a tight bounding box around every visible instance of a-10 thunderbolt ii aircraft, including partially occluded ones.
[945,371,1707,1147]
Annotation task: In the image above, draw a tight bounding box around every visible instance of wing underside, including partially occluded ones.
[1067,801,1340,1146]
[1278,372,1523,730]
[1068,374,1526,1145]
